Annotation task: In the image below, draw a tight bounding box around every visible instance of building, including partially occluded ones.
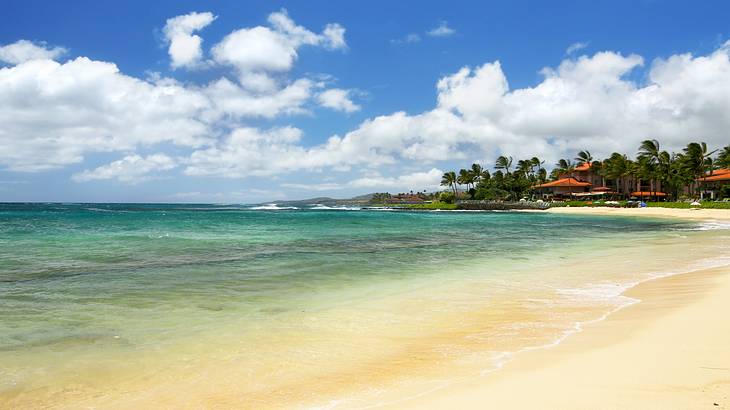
[697,168,730,199]
[533,177,592,198]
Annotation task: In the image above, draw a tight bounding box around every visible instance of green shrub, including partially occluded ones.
[439,191,455,204]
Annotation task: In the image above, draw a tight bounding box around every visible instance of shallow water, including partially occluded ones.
[1,203,728,408]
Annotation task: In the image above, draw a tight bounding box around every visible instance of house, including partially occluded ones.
[697,168,730,199]
[533,177,591,198]
[567,162,604,187]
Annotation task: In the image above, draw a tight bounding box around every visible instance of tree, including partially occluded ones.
[682,142,717,197]
[531,157,546,184]
[516,159,533,178]
[555,159,577,197]
[495,156,513,174]
[575,150,593,165]
[470,163,484,185]
[638,139,662,198]
[716,145,730,169]
[457,168,475,196]
[441,171,458,197]
[605,153,631,197]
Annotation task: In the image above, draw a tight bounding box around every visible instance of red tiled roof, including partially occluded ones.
[574,163,591,171]
[697,169,730,182]
[533,177,592,188]
[591,186,612,192]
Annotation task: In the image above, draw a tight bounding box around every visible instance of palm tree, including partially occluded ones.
[591,160,606,187]
[682,142,717,197]
[441,171,458,197]
[457,168,474,194]
[531,157,546,184]
[517,159,533,178]
[605,153,631,197]
[575,150,593,165]
[638,139,662,199]
[495,156,513,174]
[470,163,484,185]
[716,145,730,169]
[555,159,577,198]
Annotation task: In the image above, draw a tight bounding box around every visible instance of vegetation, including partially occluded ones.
[393,202,458,210]
[438,141,730,202]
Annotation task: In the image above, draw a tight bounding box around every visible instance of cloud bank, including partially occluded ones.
[1,10,729,194]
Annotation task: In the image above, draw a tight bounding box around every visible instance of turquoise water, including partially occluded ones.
[0,203,722,407]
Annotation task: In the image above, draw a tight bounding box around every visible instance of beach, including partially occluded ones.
[1,204,729,409]
[393,261,730,409]
[389,206,730,409]
[545,205,730,222]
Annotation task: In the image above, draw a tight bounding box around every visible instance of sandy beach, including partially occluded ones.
[390,207,730,410]
[546,205,730,222]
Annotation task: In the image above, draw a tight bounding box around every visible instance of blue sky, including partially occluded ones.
[1,0,729,202]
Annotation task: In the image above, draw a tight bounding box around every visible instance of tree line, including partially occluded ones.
[439,140,730,202]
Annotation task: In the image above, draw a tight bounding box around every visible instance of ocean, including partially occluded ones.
[1,203,728,408]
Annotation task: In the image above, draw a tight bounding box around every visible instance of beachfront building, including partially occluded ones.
[552,162,667,200]
[569,163,604,186]
[533,177,592,199]
[697,168,730,200]
[537,163,615,199]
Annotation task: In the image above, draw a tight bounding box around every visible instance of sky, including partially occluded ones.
[1,0,729,203]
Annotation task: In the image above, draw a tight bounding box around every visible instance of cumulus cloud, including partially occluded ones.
[427,21,455,37]
[0,41,324,172]
[211,9,346,90]
[189,42,730,179]
[163,11,217,68]
[3,25,730,193]
[204,77,313,119]
[0,57,211,171]
[73,154,177,183]
[317,88,360,112]
[0,40,66,65]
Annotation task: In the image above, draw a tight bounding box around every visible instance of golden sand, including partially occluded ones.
[545,205,730,222]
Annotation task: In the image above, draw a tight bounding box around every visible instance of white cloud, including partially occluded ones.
[427,22,455,37]
[3,23,730,192]
[349,168,444,190]
[163,12,217,69]
[211,9,346,91]
[566,41,589,55]
[73,154,177,183]
[185,126,314,177]
[0,40,67,65]
[317,88,360,112]
[203,77,313,119]
[184,42,730,179]
[0,57,211,171]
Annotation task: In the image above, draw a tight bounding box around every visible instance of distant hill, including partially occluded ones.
[272,194,375,207]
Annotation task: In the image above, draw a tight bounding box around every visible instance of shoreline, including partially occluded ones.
[388,247,730,409]
[543,205,730,222]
